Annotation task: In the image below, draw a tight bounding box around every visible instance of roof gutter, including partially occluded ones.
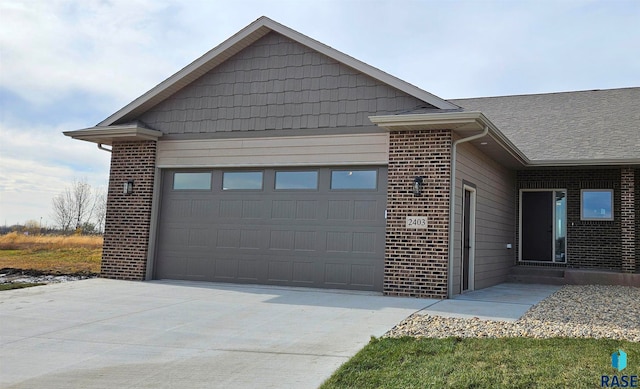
[447,125,488,298]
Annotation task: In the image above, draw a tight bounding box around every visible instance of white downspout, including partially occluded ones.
[447,125,489,298]
[98,143,112,153]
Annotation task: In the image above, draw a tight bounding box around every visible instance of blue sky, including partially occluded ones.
[1,0,639,227]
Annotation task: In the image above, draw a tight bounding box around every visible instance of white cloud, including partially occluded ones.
[0,121,110,226]
[0,0,182,109]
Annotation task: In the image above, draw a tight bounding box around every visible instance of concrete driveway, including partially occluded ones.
[0,279,433,388]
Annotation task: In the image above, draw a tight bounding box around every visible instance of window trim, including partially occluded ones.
[580,189,614,221]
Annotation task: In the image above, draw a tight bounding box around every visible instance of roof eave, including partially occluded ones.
[369,111,530,166]
[63,124,163,146]
[526,159,640,167]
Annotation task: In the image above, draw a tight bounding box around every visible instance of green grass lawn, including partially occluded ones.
[0,283,46,291]
[321,337,639,389]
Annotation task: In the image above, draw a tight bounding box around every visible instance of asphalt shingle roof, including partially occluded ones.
[450,87,640,162]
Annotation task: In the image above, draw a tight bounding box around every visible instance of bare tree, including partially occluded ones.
[93,187,108,233]
[72,178,94,231]
[52,188,74,232]
[51,178,99,233]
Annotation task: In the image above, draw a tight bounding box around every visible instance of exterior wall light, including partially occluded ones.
[124,180,134,195]
[413,176,423,197]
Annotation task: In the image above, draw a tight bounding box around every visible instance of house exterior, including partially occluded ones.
[65,17,639,299]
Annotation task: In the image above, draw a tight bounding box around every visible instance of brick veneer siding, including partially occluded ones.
[385,130,451,298]
[516,169,623,270]
[621,167,636,273]
[101,141,157,280]
[637,168,640,273]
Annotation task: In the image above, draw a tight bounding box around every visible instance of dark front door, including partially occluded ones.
[521,191,553,261]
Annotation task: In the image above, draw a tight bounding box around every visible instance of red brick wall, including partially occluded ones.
[621,167,636,273]
[637,168,640,273]
[101,141,157,280]
[516,169,624,270]
[385,130,451,298]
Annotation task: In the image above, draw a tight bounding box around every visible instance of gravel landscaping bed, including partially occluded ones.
[385,285,640,342]
[0,268,97,284]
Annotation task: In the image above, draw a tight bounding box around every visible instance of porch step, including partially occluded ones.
[507,266,566,285]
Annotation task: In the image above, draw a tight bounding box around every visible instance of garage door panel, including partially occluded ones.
[292,262,314,284]
[155,167,386,291]
[294,231,316,251]
[219,200,242,218]
[352,232,377,253]
[268,261,292,282]
[185,256,210,280]
[324,263,349,286]
[214,258,238,279]
[350,264,375,287]
[215,229,238,248]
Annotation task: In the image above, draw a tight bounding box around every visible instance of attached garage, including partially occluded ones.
[154,166,387,291]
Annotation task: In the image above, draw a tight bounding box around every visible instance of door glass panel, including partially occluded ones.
[275,171,318,190]
[173,172,212,190]
[554,190,567,262]
[331,170,377,190]
[222,172,263,190]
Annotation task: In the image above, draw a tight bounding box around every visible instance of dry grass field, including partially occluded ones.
[0,232,102,274]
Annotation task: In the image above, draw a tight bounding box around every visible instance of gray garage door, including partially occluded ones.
[154,167,387,291]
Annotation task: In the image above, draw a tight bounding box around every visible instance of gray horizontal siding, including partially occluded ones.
[156,133,389,168]
[138,32,432,134]
[453,142,516,295]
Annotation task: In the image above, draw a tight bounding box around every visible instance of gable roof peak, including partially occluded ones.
[99,16,457,126]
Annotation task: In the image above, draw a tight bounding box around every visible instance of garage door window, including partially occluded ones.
[173,172,212,190]
[223,172,263,190]
[331,170,377,190]
[275,171,318,190]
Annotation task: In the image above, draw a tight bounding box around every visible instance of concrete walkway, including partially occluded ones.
[418,283,561,321]
[0,279,434,389]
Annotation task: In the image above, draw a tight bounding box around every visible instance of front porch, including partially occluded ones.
[514,167,637,282]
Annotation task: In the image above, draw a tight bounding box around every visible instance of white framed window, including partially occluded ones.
[581,189,613,221]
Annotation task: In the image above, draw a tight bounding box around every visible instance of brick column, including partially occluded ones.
[621,167,636,273]
[101,141,157,280]
[385,130,451,298]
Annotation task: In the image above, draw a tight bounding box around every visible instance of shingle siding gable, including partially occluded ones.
[138,32,433,134]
